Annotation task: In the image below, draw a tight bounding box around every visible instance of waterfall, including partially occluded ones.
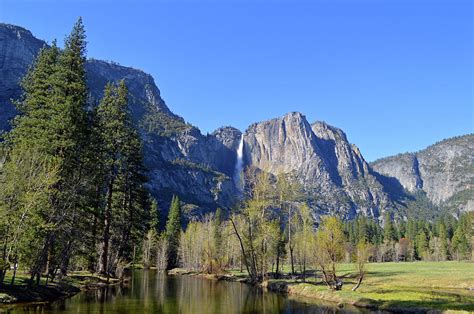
[234,134,244,191]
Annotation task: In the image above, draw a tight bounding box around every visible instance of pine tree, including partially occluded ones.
[164,195,182,270]
[0,17,90,284]
[451,213,471,260]
[50,17,90,278]
[415,230,428,260]
[94,80,149,274]
[438,223,448,260]
[383,213,396,243]
[150,199,160,235]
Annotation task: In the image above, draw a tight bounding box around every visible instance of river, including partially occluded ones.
[3,270,383,313]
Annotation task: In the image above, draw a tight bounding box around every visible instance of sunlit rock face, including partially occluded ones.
[244,112,397,219]
[0,23,240,219]
[1,23,472,220]
[371,135,474,213]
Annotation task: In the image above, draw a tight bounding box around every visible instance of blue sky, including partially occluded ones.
[1,0,472,161]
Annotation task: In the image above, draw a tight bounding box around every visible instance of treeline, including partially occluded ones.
[343,212,472,262]
[172,169,473,289]
[0,19,153,285]
[0,18,472,292]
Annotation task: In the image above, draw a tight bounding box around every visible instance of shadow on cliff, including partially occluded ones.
[371,170,414,204]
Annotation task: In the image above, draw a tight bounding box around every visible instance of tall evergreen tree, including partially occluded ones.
[0,17,90,284]
[164,195,182,270]
[451,213,471,260]
[438,223,448,260]
[383,213,396,243]
[94,80,148,274]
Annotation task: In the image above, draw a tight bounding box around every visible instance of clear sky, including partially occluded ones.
[1,0,472,161]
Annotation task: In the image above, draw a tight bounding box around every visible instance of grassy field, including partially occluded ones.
[250,261,474,312]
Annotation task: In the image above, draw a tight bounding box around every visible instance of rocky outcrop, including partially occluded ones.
[244,112,397,219]
[370,153,423,193]
[1,22,471,220]
[0,24,46,131]
[0,23,239,217]
[371,135,474,213]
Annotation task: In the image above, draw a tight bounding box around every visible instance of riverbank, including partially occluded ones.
[0,271,120,305]
[169,261,474,313]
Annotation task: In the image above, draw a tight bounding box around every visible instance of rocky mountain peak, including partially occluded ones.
[2,22,471,219]
[244,112,396,219]
[245,111,320,174]
[371,134,473,212]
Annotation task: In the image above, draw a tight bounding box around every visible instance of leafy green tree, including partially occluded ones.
[352,240,369,291]
[230,170,279,283]
[294,203,314,282]
[275,173,300,275]
[314,216,345,290]
[213,208,223,267]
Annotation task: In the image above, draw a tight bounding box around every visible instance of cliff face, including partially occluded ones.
[244,112,396,219]
[371,135,474,213]
[0,24,45,131]
[1,22,471,219]
[0,23,239,217]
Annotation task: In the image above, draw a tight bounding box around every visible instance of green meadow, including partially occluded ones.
[263,261,474,312]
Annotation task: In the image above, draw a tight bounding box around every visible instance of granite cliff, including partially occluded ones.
[1,22,472,219]
[371,135,474,213]
[0,23,239,218]
[244,113,397,219]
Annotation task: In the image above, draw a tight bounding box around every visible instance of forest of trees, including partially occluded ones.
[0,19,472,291]
[0,19,152,285]
[173,168,473,289]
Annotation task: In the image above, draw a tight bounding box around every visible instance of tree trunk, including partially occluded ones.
[60,240,73,277]
[230,218,254,281]
[99,176,114,275]
[10,263,17,285]
[302,258,306,283]
[275,249,280,278]
[288,205,295,275]
[352,274,364,291]
[289,245,295,275]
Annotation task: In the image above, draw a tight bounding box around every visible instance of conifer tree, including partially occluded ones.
[451,213,471,260]
[0,17,90,284]
[49,17,89,278]
[383,213,397,243]
[438,223,448,260]
[165,195,182,270]
[96,82,123,274]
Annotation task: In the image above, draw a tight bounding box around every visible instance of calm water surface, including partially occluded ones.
[3,270,383,313]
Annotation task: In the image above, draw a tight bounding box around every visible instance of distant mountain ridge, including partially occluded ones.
[0,22,240,218]
[371,134,474,214]
[1,22,472,219]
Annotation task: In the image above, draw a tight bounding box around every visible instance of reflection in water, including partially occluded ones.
[3,270,381,313]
